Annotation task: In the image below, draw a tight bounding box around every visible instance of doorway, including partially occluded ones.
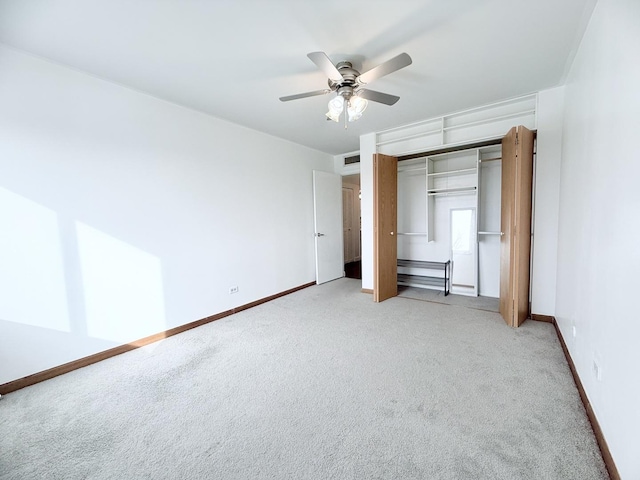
[342,173,361,279]
[313,171,344,284]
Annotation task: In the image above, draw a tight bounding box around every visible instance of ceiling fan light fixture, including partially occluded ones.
[325,110,341,122]
[347,96,368,122]
[326,95,344,122]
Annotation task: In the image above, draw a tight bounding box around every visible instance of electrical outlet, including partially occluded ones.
[229,286,239,294]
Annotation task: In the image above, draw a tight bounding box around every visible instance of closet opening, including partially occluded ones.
[395,141,503,312]
[373,126,536,325]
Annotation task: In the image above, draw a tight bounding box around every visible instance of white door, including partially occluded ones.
[313,171,344,284]
[450,207,478,296]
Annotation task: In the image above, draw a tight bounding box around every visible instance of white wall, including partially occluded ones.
[555,0,640,477]
[531,87,565,315]
[334,152,360,177]
[0,46,333,385]
[359,133,376,291]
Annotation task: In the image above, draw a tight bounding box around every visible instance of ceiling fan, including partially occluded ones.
[280,51,412,124]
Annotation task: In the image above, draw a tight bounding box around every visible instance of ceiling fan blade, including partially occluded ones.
[357,89,400,106]
[279,89,331,102]
[357,53,412,85]
[307,52,343,82]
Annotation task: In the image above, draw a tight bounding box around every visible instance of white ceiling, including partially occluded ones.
[0,0,595,155]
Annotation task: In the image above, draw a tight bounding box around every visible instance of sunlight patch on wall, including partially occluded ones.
[0,187,70,332]
[76,222,166,343]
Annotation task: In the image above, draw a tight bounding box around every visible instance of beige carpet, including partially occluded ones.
[0,278,607,479]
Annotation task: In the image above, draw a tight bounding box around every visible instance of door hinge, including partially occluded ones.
[515,132,519,145]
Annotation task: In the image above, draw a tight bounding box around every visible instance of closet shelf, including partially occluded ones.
[399,165,427,173]
[398,274,446,288]
[397,259,451,296]
[427,167,476,178]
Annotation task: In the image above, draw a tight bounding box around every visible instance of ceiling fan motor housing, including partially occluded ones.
[328,61,361,99]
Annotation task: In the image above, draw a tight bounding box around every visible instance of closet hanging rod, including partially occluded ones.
[480,157,502,162]
[428,191,476,197]
[427,186,477,193]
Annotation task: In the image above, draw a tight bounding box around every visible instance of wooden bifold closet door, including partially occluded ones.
[373,153,398,303]
[500,126,534,327]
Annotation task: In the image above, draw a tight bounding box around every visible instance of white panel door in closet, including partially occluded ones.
[450,207,477,295]
[313,171,344,284]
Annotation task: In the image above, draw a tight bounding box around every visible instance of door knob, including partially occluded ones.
[316,233,325,237]
[390,232,394,236]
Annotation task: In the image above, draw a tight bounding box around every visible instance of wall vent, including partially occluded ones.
[344,155,360,165]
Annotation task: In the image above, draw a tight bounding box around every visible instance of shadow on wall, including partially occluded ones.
[0,186,167,345]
